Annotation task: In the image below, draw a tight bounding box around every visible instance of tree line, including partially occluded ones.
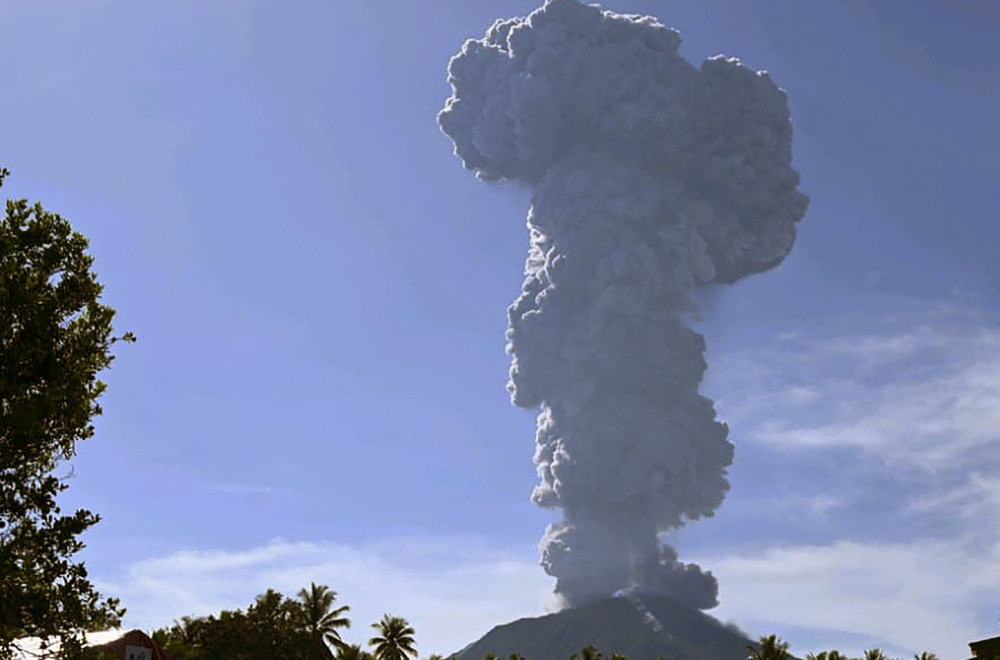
[477,638,943,660]
[149,597,945,660]
[151,584,417,660]
[151,607,947,660]
[746,634,940,660]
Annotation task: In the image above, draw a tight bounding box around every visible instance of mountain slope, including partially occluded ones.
[452,593,755,660]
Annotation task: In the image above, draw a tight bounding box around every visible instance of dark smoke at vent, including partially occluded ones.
[438,0,807,610]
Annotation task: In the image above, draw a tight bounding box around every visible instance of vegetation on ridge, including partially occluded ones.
[151,586,418,660]
[149,587,948,660]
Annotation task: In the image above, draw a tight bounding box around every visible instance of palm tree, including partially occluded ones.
[339,643,375,660]
[914,653,939,660]
[369,614,418,660]
[297,582,352,660]
[579,647,604,660]
[748,635,792,660]
[808,652,850,660]
[864,649,887,660]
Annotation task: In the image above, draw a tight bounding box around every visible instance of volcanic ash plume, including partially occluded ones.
[438,0,808,609]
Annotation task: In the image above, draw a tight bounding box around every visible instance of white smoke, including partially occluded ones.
[439,0,808,609]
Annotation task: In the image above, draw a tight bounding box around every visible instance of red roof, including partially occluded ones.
[87,630,174,660]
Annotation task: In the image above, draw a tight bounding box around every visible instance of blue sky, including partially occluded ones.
[2,1,999,658]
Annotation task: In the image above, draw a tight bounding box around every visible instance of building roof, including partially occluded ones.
[88,629,173,660]
[11,630,172,660]
[970,636,1000,650]
[968,635,1000,660]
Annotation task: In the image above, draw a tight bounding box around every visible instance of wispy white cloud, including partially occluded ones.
[96,536,553,657]
[692,302,1000,659]
[760,493,845,524]
[715,304,1000,475]
[697,537,1000,660]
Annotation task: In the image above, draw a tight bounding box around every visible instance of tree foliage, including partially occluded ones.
[747,635,791,660]
[368,615,417,660]
[0,169,130,660]
[571,647,603,660]
[152,608,953,660]
[340,644,375,660]
[298,582,351,660]
[808,652,852,660]
[152,585,353,660]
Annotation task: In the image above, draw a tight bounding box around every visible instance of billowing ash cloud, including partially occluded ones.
[438,0,808,610]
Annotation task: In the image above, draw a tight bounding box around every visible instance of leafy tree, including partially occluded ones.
[152,617,204,660]
[339,644,375,660]
[297,582,351,660]
[0,169,131,660]
[156,610,263,660]
[808,652,852,660]
[368,615,417,660]
[152,585,361,660]
[571,647,604,660]
[153,589,313,660]
[747,635,792,660]
[248,588,310,660]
